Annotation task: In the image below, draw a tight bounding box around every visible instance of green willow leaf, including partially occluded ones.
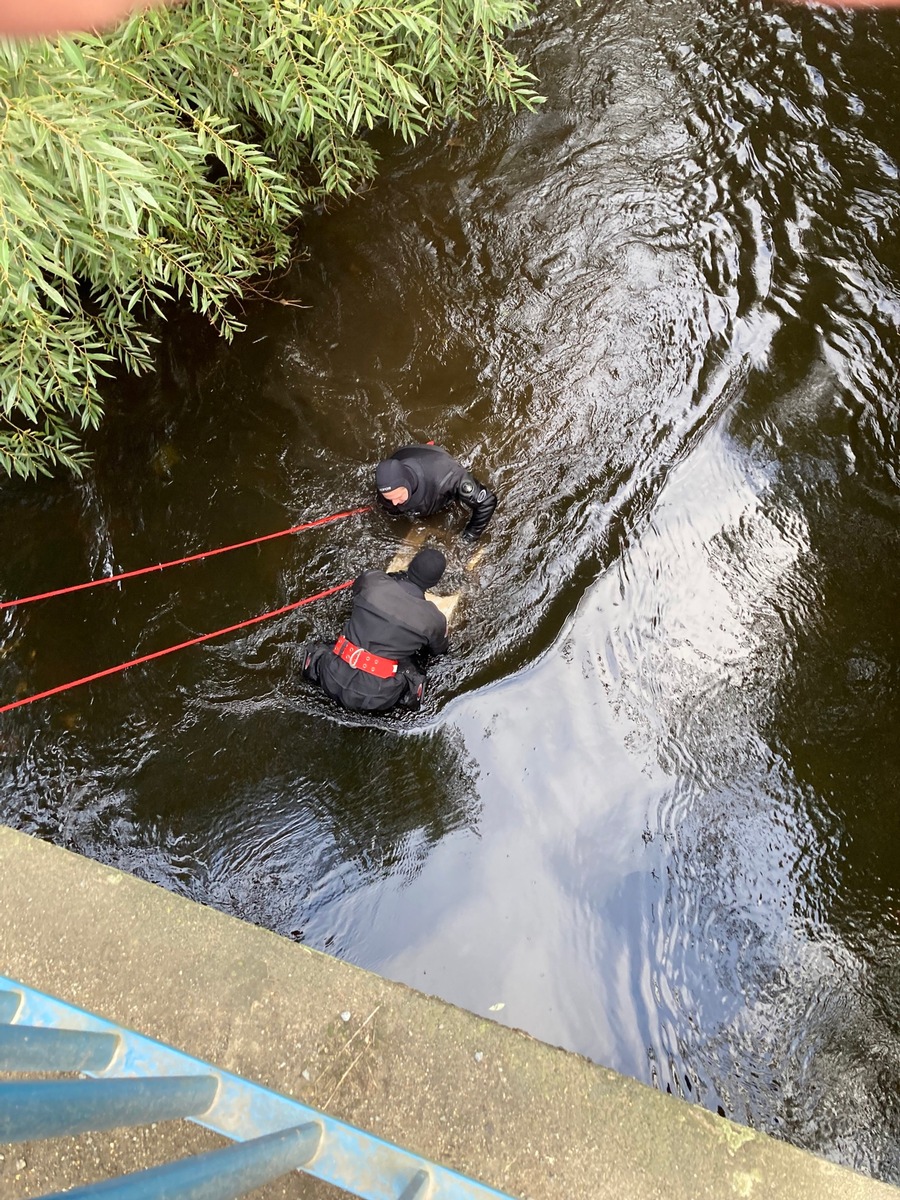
[0,0,542,479]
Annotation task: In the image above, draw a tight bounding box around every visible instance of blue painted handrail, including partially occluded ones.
[0,975,514,1200]
[40,1124,323,1200]
[0,1076,220,1141]
[0,1024,119,1072]
[0,989,21,1022]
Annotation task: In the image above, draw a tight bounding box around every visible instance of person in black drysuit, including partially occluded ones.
[301,547,449,714]
[375,444,497,540]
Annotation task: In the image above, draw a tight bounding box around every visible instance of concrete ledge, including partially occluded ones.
[0,824,895,1200]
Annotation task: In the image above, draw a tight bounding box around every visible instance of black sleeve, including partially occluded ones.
[425,608,449,657]
[456,472,497,540]
[428,621,450,657]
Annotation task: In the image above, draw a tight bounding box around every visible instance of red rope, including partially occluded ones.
[0,580,353,714]
[0,505,372,611]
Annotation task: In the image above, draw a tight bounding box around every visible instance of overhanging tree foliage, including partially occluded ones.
[0,0,540,478]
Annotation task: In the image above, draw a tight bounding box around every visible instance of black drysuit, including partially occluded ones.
[302,570,449,714]
[377,444,497,539]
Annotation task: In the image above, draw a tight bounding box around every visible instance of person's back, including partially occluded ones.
[344,570,448,661]
[302,548,449,714]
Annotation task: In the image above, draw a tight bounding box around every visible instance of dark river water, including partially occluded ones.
[3,0,900,1183]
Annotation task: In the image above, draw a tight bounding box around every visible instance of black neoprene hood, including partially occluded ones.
[376,458,416,494]
[406,547,446,591]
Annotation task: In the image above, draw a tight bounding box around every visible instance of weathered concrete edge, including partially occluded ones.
[0,824,894,1200]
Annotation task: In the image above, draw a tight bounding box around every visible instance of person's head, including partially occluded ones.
[406,547,446,593]
[376,458,415,507]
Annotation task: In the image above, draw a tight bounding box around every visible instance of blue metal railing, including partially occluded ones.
[0,977,514,1200]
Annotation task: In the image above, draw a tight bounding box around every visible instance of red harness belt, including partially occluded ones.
[333,634,398,679]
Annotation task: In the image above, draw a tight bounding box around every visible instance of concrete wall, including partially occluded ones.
[0,824,895,1200]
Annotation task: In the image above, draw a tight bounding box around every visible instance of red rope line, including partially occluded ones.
[0,580,353,714]
[0,505,372,611]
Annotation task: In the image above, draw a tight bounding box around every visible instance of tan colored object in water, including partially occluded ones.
[385,527,467,624]
[463,544,486,572]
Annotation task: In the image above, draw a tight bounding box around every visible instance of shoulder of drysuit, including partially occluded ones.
[358,571,445,627]
[354,569,425,600]
[393,444,460,468]
[352,568,392,593]
[393,446,490,487]
[416,593,449,642]
[398,445,468,497]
